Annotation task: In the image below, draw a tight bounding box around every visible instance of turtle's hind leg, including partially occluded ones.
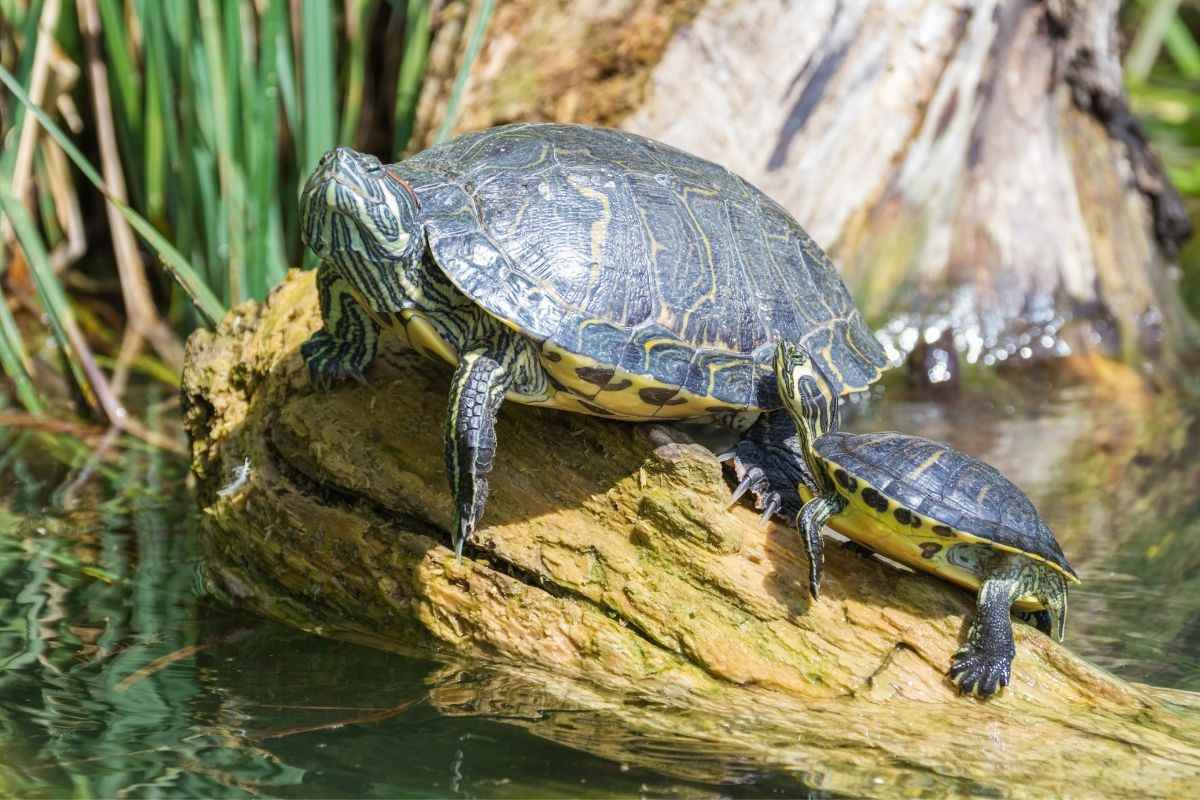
[949,556,1043,698]
[302,261,381,388]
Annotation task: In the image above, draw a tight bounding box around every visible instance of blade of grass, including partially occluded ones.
[1126,0,1183,84]
[0,180,99,414]
[1163,12,1200,80]
[0,64,226,325]
[0,272,44,413]
[141,11,168,224]
[78,0,184,368]
[300,0,336,171]
[198,0,247,304]
[433,0,495,144]
[164,1,217,308]
[248,0,286,297]
[0,0,47,182]
[394,0,430,154]
[339,0,372,146]
[0,184,184,455]
[300,0,336,270]
[95,0,145,210]
[272,0,299,160]
[2,0,58,254]
[269,0,301,270]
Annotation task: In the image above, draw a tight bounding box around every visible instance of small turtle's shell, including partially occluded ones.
[400,123,886,412]
[816,431,1078,579]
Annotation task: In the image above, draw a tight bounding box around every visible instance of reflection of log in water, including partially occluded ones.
[184,273,1200,797]
[420,0,1194,370]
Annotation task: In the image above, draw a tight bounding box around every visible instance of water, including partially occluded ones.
[1,380,1198,796]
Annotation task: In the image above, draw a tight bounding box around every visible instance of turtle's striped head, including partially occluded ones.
[774,341,840,446]
[301,147,425,281]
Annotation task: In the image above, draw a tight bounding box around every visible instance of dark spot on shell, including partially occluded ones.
[576,366,614,387]
[861,486,888,513]
[834,468,858,492]
[893,508,912,525]
[577,399,615,416]
[638,387,680,406]
[543,351,562,362]
[920,542,943,559]
[662,396,688,406]
[601,379,633,392]
[910,516,921,529]
[706,405,737,413]
[932,524,954,537]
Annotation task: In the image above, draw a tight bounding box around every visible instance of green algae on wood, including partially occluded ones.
[182,270,1200,797]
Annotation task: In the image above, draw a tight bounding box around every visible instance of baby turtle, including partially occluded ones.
[773,342,1080,697]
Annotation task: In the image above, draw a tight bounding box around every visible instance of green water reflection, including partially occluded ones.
[1,383,1198,796]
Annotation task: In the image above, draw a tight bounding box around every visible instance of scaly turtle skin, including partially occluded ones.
[772,343,1080,698]
[298,123,886,558]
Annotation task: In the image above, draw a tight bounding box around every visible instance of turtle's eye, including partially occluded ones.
[362,155,383,175]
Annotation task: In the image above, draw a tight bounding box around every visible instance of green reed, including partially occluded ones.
[1123,0,1200,311]
[0,0,458,441]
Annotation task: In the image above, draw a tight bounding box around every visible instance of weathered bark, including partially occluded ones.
[182,271,1200,797]
[416,0,1195,370]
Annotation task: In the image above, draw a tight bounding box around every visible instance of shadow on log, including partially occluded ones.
[183,271,1200,796]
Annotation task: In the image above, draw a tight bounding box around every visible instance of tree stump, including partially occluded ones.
[418,0,1195,371]
[182,272,1200,796]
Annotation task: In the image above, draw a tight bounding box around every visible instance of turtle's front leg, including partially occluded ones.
[719,410,813,524]
[796,493,847,599]
[302,261,381,388]
[445,350,512,560]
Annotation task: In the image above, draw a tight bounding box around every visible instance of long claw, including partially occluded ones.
[727,466,764,508]
[715,447,737,463]
[727,473,755,507]
[759,493,781,527]
[453,516,472,565]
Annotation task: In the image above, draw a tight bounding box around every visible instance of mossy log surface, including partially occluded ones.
[183,271,1200,796]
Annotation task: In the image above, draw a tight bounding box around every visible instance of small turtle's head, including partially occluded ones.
[773,342,839,444]
[300,147,424,273]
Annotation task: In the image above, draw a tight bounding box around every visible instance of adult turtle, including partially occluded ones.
[772,341,1079,697]
[298,123,886,558]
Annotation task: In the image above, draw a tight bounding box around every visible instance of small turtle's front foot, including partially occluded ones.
[301,330,371,390]
[948,642,1014,698]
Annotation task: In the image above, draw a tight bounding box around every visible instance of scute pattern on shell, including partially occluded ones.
[814,431,1077,577]
[397,123,886,407]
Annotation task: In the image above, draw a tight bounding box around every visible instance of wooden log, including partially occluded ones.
[182,271,1200,796]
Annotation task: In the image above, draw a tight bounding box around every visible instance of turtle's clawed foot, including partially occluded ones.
[301,330,372,390]
[719,438,803,525]
[948,644,1014,699]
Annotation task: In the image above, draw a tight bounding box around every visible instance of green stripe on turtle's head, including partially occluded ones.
[773,341,840,446]
[301,147,425,273]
